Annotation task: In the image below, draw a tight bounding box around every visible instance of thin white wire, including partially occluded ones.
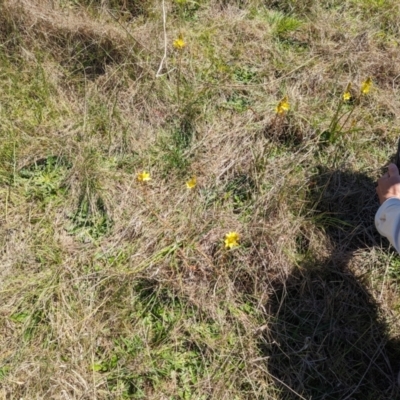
[156,0,167,77]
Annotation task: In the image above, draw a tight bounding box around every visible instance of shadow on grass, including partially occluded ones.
[263,167,400,399]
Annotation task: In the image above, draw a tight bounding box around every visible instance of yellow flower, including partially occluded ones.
[343,91,351,101]
[224,231,240,249]
[343,83,352,101]
[137,171,151,182]
[186,177,197,189]
[361,77,372,95]
[173,34,186,50]
[275,96,290,115]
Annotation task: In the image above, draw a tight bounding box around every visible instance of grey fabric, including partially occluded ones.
[375,197,400,253]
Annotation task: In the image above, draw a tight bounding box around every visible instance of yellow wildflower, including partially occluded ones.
[224,231,240,249]
[361,77,372,95]
[137,171,151,182]
[173,34,186,50]
[343,91,351,101]
[275,96,290,115]
[343,83,352,101]
[343,92,351,101]
[186,177,197,189]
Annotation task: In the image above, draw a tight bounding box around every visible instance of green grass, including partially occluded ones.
[1,0,400,398]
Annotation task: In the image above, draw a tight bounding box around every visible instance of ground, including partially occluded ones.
[1,0,400,399]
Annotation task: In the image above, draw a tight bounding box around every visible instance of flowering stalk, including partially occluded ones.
[270,96,290,138]
[338,78,372,134]
[337,104,356,134]
[173,33,186,103]
[324,80,367,143]
[327,84,349,140]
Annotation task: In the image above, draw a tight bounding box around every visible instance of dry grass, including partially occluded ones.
[1,0,400,398]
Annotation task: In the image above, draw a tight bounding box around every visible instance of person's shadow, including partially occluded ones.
[261,165,400,399]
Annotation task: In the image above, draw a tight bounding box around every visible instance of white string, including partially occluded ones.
[156,0,167,77]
